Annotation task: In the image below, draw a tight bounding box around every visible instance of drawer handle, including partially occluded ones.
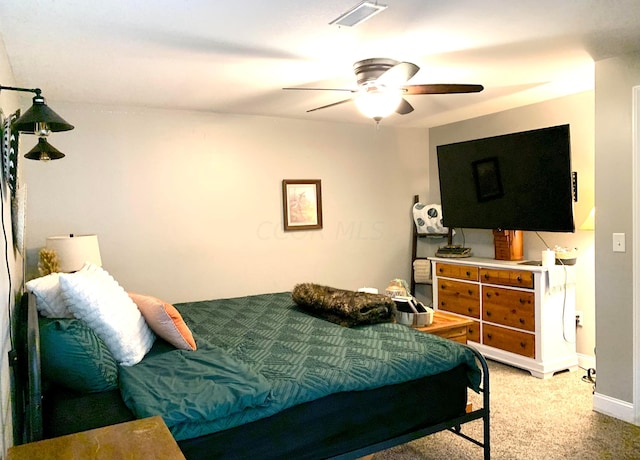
[517,276,522,282]
[519,318,525,324]
[468,289,473,295]
[484,273,490,280]
[487,333,493,340]
[520,341,526,348]
[441,284,446,289]
[519,298,527,304]
[466,271,471,276]
[467,307,473,313]
[486,311,491,316]
[441,302,446,307]
[485,292,491,299]
[439,267,444,273]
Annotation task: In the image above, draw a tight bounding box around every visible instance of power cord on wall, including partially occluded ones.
[581,367,596,394]
[1,177,15,354]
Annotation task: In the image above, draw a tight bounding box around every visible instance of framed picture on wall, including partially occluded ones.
[282,179,323,231]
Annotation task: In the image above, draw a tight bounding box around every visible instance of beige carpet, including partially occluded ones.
[372,360,640,460]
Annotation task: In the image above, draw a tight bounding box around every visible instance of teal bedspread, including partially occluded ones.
[119,292,481,441]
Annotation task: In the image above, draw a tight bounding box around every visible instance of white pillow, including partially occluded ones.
[59,263,155,366]
[25,273,74,318]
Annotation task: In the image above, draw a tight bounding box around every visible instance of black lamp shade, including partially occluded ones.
[24,137,66,161]
[13,94,74,133]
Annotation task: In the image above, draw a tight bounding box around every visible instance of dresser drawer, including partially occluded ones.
[482,286,535,332]
[483,324,535,358]
[434,324,469,343]
[467,320,481,343]
[480,268,534,289]
[437,279,480,319]
[435,263,479,281]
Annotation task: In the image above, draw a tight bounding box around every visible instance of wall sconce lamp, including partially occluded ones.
[0,84,74,160]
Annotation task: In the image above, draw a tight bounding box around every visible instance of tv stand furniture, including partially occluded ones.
[429,256,577,378]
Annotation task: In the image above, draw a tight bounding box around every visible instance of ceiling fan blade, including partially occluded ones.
[403,84,484,95]
[306,98,354,113]
[283,87,355,92]
[377,62,420,87]
[396,99,414,115]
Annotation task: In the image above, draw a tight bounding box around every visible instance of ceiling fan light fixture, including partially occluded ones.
[329,1,387,27]
[354,87,402,122]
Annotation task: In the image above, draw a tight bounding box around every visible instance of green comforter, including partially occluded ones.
[119,292,480,441]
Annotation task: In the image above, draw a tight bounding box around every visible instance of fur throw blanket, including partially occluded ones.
[291,283,397,327]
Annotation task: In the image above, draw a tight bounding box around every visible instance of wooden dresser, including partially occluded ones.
[430,256,577,378]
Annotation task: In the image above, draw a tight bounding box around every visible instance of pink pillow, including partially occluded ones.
[129,293,196,351]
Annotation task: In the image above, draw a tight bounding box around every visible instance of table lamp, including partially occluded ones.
[45,234,102,273]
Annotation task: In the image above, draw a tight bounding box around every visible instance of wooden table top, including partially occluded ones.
[415,310,473,334]
[8,416,185,460]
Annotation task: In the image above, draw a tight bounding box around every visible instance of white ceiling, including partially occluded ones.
[1,0,639,128]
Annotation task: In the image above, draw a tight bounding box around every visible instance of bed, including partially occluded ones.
[15,275,490,459]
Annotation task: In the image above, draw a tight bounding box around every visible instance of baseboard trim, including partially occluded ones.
[593,392,637,425]
[577,353,596,370]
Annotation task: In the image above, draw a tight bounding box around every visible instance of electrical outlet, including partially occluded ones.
[576,311,584,327]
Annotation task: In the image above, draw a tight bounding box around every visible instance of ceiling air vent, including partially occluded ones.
[329,1,388,27]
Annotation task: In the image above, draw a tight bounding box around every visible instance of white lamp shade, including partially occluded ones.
[579,207,595,231]
[46,234,102,273]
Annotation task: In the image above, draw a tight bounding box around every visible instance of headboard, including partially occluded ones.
[15,293,43,444]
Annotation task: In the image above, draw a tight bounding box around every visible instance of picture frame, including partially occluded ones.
[282,179,323,231]
[472,157,503,202]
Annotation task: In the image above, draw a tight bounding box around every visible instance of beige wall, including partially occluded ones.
[425,92,596,361]
[23,104,429,303]
[594,52,640,407]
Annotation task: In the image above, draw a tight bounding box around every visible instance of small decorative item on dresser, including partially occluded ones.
[493,229,523,261]
[38,248,59,275]
[554,246,577,265]
[384,278,409,297]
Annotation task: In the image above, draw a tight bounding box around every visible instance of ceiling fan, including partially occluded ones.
[284,58,484,122]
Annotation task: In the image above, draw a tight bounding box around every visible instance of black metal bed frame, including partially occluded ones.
[330,344,491,460]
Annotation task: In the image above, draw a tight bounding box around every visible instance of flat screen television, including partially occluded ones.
[436,124,575,233]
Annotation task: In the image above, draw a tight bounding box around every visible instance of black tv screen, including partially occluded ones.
[436,124,575,232]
